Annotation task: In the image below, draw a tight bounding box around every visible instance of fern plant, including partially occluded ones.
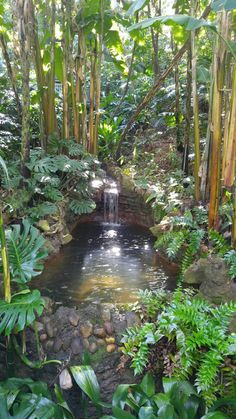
[121,289,236,406]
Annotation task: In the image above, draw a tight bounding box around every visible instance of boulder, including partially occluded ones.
[184,255,236,303]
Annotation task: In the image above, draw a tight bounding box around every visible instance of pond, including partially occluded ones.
[35,222,177,306]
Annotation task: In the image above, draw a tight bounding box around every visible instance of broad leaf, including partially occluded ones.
[126,0,150,17]
[112,406,136,419]
[4,220,48,284]
[129,15,216,34]
[0,290,44,336]
[140,373,155,398]
[211,0,236,11]
[70,365,102,407]
[138,406,154,419]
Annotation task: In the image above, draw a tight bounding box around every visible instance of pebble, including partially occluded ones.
[83,339,90,350]
[45,340,54,351]
[93,327,106,338]
[45,322,54,338]
[104,321,114,335]
[89,342,98,354]
[106,344,116,353]
[71,337,82,355]
[80,321,93,338]
[69,312,80,327]
[53,337,63,352]
[101,307,111,322]
[39,333,47,342]
[96,339,106,346]
[59,369,73,390]
[105,337,115,344]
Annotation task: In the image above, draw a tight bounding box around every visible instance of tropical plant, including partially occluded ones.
[70,366,235,418]
[121,288,236,406]
[0,377,73,418]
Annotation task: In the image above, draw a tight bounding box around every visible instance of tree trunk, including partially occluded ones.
[0,33,21,116]
[182,46,192,175]
[16,0,31,178]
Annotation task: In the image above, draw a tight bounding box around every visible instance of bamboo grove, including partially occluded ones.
[0,0,236,240]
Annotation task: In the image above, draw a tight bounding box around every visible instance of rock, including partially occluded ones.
[106,344,116,353]
[62,233,73,245]
[39,333,47,342]
[113,319,127,337]
[71,337,83,355]
[105,337,115,344]
[104,321,114,335]
[43,296,54,314]
[94,327,106,338]
[34,321,44,333]
[59,369,73,390]
[96,339,106,346]
[89,342,98,354]
[83,339,90,350]
[45,340,54,351]
[63,338,72,351]
[41,316,51,325]
[229,314,236,333]
[184,255,236,303]
[38,220,50,232]
[69,312,80,327]
[45,322,54,338]
[125,312,141,328]
[53,337,63,352]
[80,321,93,338]
[150,217,172,236]
[101,307,111,322]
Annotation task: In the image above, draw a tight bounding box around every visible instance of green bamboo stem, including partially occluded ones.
[0,211,11,303]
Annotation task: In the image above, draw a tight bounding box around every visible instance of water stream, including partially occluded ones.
[35,222,176,307]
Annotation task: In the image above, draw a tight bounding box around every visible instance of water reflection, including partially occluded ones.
[34,222,176,306]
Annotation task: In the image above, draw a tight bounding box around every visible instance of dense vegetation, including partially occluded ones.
[0,0,236,418]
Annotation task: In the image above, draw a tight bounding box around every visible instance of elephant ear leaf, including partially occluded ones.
[3,219,48,284]
[0,290,45,336]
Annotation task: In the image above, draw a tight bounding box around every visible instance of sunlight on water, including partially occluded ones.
[35,222,177,306]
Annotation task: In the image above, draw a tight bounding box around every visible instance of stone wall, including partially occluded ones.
[106,165,154,228]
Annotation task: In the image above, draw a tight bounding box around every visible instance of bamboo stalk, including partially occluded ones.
[0,211,11,303]
[208,11,229,229]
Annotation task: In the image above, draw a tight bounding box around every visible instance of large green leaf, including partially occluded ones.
[0,377,73,419]
[126,0,150,17]
[211,0,236,11]
[70,365,102,407]
[0,290,45,336]
[140,373,155,398]
[129,15,216,34]
[4,220,48,284]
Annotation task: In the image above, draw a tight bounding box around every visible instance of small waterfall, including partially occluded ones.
[104,180,119,224]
